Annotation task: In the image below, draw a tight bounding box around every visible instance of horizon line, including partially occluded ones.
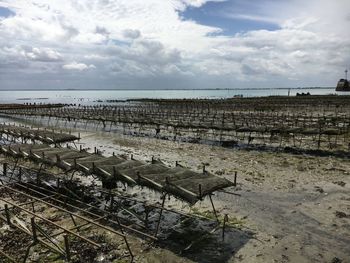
[0,87,335,91]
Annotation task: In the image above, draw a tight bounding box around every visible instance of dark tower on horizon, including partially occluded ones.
[336,68,349,92]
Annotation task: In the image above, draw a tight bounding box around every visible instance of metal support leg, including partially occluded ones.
[22,242,35,263]
[222,214,229,241]
[154,193,166,238]
[5,204,11,226]
[31,217,38,243]
[64,235,71,262]
[209,194,219,223]
[3,163,8,176]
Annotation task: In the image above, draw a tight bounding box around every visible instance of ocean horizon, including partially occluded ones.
[0,87,339,105]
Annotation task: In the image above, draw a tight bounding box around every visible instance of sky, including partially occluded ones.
[0,0,349,90]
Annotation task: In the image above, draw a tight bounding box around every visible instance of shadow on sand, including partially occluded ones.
[157,216,253,263]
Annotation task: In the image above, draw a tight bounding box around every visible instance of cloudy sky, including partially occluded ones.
[0,0,349,90]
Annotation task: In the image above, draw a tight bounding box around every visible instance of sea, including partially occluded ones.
[0,88,339,105]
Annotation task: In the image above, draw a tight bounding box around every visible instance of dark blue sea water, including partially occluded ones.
[0,88,337,105]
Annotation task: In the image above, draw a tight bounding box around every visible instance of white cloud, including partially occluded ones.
[175,0,225,10]
[0,0,349,89]
[62,62,96,71]
[24,47,62,62]
[84,54,108,60]
[123,29,141,39]
[0,45,62,75]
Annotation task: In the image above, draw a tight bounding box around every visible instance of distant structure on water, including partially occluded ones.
[336,69,349,91]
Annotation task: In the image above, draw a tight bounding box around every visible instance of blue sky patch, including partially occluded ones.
[0,6,15,18]
[181,1,280,36]
[109,39,130,47]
